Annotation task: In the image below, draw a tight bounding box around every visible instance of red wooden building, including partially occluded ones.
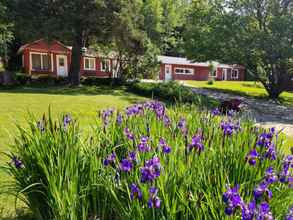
[158,56,245,81]
[18,39,117,78]
[18,40,245,81]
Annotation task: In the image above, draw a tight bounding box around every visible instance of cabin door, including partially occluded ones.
[165,65,172,81]
[56,55,68,77]
[223,69,228,80]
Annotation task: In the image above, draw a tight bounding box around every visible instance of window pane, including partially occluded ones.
[32,54,41,70]
[102,59,110,71]
[89,59,95,69]
[85,59,89,69]
[42,55,51,70]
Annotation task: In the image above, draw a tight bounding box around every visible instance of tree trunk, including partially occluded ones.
[69,40,82,86]
[262,82,283,99]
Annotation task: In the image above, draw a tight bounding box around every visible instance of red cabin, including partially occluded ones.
[158,56,245,81]
[18,39,117,78]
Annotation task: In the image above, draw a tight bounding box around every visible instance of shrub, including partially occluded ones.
[207,79,214,85]
[29,75,56,86]
[81,76,125,86]
[3,102,293,220]
[128,81,218,108]
[0,72,3,85]
[14,73,31,85]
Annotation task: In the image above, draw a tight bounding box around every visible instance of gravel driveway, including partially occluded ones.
[190,87,293,136]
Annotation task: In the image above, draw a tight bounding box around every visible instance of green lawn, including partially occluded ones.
[184,81,293,106]
[0,85,147,219]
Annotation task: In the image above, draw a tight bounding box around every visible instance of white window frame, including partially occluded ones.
[84,57,96,71]
[232,69,239,79]
[101,59,111,72]
[29,52,53,72]
[174,67,194,75]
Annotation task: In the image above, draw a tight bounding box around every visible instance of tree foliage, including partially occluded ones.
[184,0,293,98]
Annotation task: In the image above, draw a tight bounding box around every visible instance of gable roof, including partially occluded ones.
[17,39,71,54]
[17,39,117,59]
[158,55,244,69]
[158,56,210,67]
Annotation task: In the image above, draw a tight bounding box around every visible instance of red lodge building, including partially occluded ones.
[18,39,245,81]
[158,56,245,81]
[18,39,117,78]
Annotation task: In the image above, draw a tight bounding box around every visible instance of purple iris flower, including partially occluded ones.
[159,138,171,154]
[140,156,161,183]
[129,183,142,201]
[220,120,239,136]
[177,117,186,129]
[63,114,72,128]
[289,176,293,188]
[211,108,221,116]
[128,151,137,162]
[124,128,134,141]
[256,202,273,220]
[162,145,171,154]
[256,131,274,148]
[147,187,161,208]
[177,118,188,135]
[103,152,116,166]
[120,159,133,172]
[143,101,166,119]
[137,136,151,152]
[245,149,259,166]
[163,115,171,127]
[187,134,204,154]
[285,206,293,220]
[241,200,256,220]
[116,113,123,125]
[11,156,24,169]
[279,155,293,184]
[253,182,272,200]
[102,109,114,126]
[264,144,276,161]
[227,109,235,117]
[264,167,278,184]
[125,104,144,117]
[223,185,244,216]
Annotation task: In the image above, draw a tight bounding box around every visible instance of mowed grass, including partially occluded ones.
[0,85,147,219]
[184,81,293,106]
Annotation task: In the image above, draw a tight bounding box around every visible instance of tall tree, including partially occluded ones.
[184,0,293,99]
[142,0,163,46]
[0,0,13,69]
[160,0,189,56]
[110,0,156,79]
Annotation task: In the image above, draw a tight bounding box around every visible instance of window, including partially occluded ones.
[84,57,96,70]
[31,53,51,71]
[101,59,111,72]
[59,57,65,67]
[174,68,194,75]
[165,66,171,74]
[209,70,217,77]
[232,69,239,79]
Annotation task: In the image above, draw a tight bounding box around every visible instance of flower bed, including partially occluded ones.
[3,101,293,220]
